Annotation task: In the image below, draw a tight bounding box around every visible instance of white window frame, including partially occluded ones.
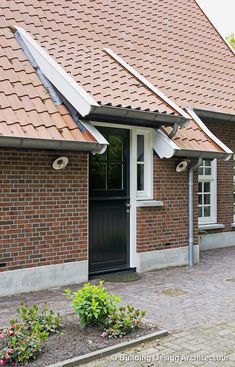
[198,159,217,225]
[135,128,153,200]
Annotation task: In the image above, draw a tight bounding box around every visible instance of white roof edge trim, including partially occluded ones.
[16,26,98,117]
[152,128,180,159]
[187,108,233,161]
[103,48,191,122]
[81,121,109,146]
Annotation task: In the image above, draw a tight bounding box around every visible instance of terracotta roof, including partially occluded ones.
[0,0,233,156]
[165,120,224,153]
[0,26,96,144]
[0,0,233,116]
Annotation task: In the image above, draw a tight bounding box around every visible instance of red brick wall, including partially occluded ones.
[204,119,235,231]
[137,156,198,253]
[0,149,88,272]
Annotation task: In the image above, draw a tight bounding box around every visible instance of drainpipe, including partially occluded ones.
[168,122,178,139]
[188,157,203,266]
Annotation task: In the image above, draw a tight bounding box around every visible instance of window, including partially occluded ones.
[198,159,217,225]
[136,129,153,199]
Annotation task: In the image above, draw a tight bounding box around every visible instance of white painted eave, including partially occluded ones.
[16,26,98,117]
[187,108,233,161]
[152,129,180,158]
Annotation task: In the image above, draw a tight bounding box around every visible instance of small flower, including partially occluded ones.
[10,324,16,329]
[100,331,107,338]
[8,330,14,336]
[0,360,6,365]
[7,349,14,354]
[0,334,4,339]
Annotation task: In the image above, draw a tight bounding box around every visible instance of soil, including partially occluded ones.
[18,314,158,367]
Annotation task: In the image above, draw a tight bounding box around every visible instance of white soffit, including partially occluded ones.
[152,129,180,159]
[103,48,191,123]
[187,108,233,160]
[16,26,98,117]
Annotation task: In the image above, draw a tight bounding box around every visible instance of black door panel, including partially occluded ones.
[89,128,130,274]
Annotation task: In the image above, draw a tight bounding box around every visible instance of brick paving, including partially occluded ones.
[1,247,235,366]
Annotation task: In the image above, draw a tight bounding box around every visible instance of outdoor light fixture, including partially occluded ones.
[176,160,189,173]
[52,156,69,170]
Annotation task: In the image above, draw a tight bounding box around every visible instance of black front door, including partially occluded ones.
[89,127,130,274]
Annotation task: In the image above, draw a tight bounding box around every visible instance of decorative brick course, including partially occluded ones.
[0,149,88,272]
[137,156,198,253]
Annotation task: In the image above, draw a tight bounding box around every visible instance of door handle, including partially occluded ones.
[126,202,131,213]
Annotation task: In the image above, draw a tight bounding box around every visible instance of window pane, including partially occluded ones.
[108,163,123,190]
[108,135,123,161]
[91,162,106,189]
[198,167,203,176]
[198,206,203,217]
[137,164,144,191]
[205,167,211,175]
[137,135,144,162]
[204,194,210,204]
[198,194,202,205]
[204,160,211,167]
[204,206,211,217]
[204,182,210,193]
[198,182,202,192]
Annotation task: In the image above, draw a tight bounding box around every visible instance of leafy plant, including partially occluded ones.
[11,303,61,335]
[65,281,120,328]
[0,323,47,366]
[104,305,145,338]
[0,303,61,365]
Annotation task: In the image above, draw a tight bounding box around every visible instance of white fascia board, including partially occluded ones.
[103,48,191,123]
[81,120,108,153]
[152,128,180,159]
[16,26,98,117]
[187,108,233,161]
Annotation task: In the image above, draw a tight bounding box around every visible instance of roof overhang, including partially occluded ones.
[195,108,235,123]
[86,105,187,128]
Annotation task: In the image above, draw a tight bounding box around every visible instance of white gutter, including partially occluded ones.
[16,26,98,117]
[187,108,233,160]
[152,129,180,158]
[103,48,191,125]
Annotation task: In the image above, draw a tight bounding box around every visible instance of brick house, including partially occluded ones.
[0,0,234,296]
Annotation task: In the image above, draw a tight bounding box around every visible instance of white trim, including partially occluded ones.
[136,246,200,272]
[16,26,98,117]
[152,128,180,158]
[187,108,233,160]
[198,159,217,225]
[136,200,163,207]
[199,223,224,230]
[0,260,88,297]
[103,48,191,122]
[136,129,153,199]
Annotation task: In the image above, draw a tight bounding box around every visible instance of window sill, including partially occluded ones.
[136,200,163,207]
[231,223,235,228]
[199,223,225,230]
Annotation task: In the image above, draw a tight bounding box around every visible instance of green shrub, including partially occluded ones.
[103,305,145,338]
[0,323,47,366]
[0,303,61,366]
[65,281,120,328]
[11,303,61,335]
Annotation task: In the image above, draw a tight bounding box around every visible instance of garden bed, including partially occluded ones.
[19,314,159,367]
